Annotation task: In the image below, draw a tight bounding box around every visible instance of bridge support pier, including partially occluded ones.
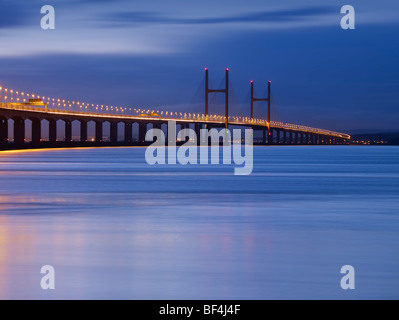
[125,123,132,143]
[139,123,146,143]
[310,133,315,145]
[14,118,25,145]
[262,129,266,144]
[96,122,103,143]
[32,119,41,144]
[110,122,118,143]
[49,120,57,142]
[194,123,201,145]
[152,123,161,142]
[65,121,72,143]
[0,118,8,145]
[81,121,88,142]
[268,129,273,145]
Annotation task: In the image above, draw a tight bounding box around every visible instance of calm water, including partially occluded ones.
[0,146,398,300]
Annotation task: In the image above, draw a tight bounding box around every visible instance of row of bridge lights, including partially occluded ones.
[0,86,346,137]
[0,86,136,114]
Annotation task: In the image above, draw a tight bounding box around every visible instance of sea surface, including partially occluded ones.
[0,146,398,300]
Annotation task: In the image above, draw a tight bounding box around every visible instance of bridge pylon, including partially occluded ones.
[205,68,229,129]
[250,80,271,128]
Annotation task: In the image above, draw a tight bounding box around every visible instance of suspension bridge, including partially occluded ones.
[0,69,350,150]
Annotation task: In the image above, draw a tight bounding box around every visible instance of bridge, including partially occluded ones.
[0,69,350,150]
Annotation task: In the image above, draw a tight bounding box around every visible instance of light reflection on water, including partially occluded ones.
[0,146,398,299]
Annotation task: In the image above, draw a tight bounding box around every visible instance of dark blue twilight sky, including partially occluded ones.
[0,0,398,132]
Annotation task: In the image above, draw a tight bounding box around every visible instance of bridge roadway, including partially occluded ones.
[0,102,350,149]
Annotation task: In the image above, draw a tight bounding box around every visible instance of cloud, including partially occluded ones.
[0,2,33,28]
[100,6,337,26]
[1,2,398,58]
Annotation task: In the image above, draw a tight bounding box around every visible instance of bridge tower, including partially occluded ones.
[250,80,271,127]
[251,80,271,143]
[205,68,229,129]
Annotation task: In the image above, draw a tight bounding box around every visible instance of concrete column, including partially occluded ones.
[268,129,273,145]
[0,118,8,145]
[138,123,146,143]
[81,121,88,142]
[49,120,57,142]
[65,121,72,142]
[110,122,118,143]
[95,121,103,143]
[283,131,287,145]
[195,123,201,144]
[14,118,25,145]
[125,123,132,143]
[31,119,41,143]
[275,130,280,144]
[300,132,305,144]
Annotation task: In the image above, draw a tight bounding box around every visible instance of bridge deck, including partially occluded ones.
[0,103,350,140]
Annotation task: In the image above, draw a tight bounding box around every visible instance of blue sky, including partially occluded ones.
[0,0,398,131]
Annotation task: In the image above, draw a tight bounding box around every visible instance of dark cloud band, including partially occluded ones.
[102,6,337,26]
